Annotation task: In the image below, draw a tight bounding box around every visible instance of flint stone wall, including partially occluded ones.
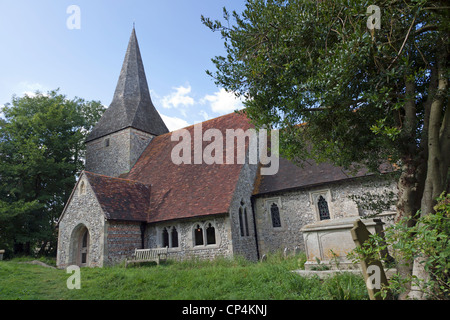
[253,175,397,256]
[229,163,259,261]
[85,128,154,178]
[56,175,106,268]
[146,215,233,261]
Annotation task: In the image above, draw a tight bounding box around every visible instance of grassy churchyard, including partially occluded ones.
[0,252,369,300]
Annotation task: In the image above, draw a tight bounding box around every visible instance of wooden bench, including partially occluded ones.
[125,247,168,268]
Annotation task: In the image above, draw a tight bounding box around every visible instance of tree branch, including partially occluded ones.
[414,25,438,36]
[388,16,416,70]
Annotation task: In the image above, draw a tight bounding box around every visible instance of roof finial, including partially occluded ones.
[133,21,135,29]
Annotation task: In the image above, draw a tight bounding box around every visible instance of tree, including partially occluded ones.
[202,0,449,299]
[0,89,105,256]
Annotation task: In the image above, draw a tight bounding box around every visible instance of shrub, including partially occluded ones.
[349,192,450,299]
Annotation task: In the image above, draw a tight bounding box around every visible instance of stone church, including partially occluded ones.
[56,29,396,268]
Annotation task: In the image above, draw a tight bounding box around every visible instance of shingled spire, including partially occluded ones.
[85,28,169,177]
[86,28,168,143]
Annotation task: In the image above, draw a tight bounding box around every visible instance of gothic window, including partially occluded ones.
[239,204,250,237]
[270,203,281,228]
[239,207,244,236]
[105,138,110,147]
[171,226,179,248]
[192,222,218,247]
[194,224,204,246]
[206,223,216,245]
[318,195,330,220]
[243,208,249,236]
[162,227,169,247]
[160,226,179,248]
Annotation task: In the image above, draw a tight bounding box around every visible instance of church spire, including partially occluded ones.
[86,28,169,143]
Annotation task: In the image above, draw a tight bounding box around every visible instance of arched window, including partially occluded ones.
[239,200,250,237]
[206,223,216,245]
[239,207,244,236]
[270,203,281,228]
[192,222,218,247]
[162,227,169,247]
[318,195,330,220]
[194,224,203,246]
[160,226,179,248]
[171,226,179,248]
[243,208,249,236]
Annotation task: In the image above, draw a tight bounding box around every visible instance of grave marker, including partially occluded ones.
[350,219,391,300]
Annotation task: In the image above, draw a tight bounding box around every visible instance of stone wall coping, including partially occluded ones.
[301,217,383,232]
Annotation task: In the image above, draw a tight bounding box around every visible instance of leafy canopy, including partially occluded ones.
[202,0,449,173]
[0,89,105,255]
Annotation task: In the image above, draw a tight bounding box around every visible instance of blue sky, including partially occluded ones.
[0,0,247,130]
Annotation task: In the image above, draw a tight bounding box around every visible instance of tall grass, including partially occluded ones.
[0,252,368,300]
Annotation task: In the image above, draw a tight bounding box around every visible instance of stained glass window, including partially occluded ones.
[271,203,281,228]
[318,195,330,220]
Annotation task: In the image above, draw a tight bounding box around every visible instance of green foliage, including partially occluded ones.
[322,272,368,300]
[349,192,450,299]
[202,0,449,188]
[0,89,105,257]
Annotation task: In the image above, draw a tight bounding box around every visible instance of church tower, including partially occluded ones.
[85,28,169,177]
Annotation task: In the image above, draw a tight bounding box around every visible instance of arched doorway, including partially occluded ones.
[78,227,90,267]
[69,224,90,267]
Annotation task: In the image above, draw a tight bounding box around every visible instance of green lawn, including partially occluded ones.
[0,253,369,300]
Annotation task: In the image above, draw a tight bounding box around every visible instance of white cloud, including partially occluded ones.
[161,85,195,109]
[160,114,190,132]
[16,81,49,97]
[201,88,244,114]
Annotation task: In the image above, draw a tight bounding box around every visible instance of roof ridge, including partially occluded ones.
[83,170,151,187]
[170,111,249,132]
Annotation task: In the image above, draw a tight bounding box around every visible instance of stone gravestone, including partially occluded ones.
[0,250,4,260]
[301,217,385,270]
[350,219,391,300]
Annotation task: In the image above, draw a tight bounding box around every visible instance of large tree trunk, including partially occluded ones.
[408,45,449,300]
[421,53,449,217]
[394,160,417,298]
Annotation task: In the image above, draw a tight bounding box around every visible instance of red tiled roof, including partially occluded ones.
[83,111,393,223]
[85,171,150,222]
[124,111,254,223]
